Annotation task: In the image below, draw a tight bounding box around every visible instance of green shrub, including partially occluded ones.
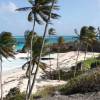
[42,69,83,81]
[4,87,33,100]
[58,68,100,95]
[83,58,100,69]
[34,85,56,98]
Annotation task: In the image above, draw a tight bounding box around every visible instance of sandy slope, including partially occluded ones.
[1,51,100,97]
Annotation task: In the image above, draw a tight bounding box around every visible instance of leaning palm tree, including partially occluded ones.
[73,29,81,77]
[0,32,16,100]
[80,26,96,62]
[16,1,59,98]
[57,36,65,81]
[23,32,50,99]
[22,36,48,76]
[73,26,97,76]
[27,0,60,99]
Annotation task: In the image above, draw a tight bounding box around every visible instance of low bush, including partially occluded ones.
[42,62,84,81]
[33,86,56,99]
[4,87,33,100]
[83,58,100,69]
[58,68,100,95]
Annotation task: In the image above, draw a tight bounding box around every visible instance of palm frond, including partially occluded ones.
[28,11,33,21]
[38,12,48,23]
[48,28,56,35]
[50,13,60,19]
[36,61,48,71]
[41,9,60,19]
[22,61,30,70]
[28,0,35,5]
[16,7,32,11]
[34,14,43,24]
[74,29,79,36]
[38,0,58,5]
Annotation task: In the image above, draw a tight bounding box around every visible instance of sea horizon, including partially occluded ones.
[15,35,76,51]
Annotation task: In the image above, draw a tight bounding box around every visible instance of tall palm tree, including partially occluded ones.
[0,32,16,100]
[48,28,56,79]
[80,26,96,62]
[23,32,49,100]
[26,0,60,99]
[73,26,97,76]
[16,1,59,98]
[73,29,81,77]
[22,35,48,77]
[57,36,65,81]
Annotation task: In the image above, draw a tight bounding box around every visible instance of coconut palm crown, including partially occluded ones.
[0,32,16,58]
[16,0,60,24]
[74,26,97,50]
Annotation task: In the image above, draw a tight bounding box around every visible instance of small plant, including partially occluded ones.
[33,85,56,98]
[4,87,33,100]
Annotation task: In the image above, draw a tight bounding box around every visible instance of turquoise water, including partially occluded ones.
[15,36,75,51]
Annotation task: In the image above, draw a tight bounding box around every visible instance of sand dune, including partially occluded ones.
[1,51,100,97]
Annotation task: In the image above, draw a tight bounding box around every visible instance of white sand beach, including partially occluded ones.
[1,51,100,97]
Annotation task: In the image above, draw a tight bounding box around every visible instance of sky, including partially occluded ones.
[0,0,100,36]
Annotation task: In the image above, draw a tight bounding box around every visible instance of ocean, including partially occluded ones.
[15,36,75,51]
[2,36,75,71]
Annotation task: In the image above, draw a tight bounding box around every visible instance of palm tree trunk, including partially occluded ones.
[49,35,52,79]
[84,44,88,62]
[27,1,55,99]
[57,47,60,81]
[26,18,36,100]
[91,47,97,67]
[74,42,81,77]
[0,55,3,100]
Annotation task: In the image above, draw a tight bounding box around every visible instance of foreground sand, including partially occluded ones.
[1,51,100,97]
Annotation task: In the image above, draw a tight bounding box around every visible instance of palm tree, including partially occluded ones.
[80,26,96,62]
[23,32,49,99]
[73,26,97,76]
[57,36,65,81]
[73,29,81,77]
[48,28,56,79]
[16,1,59,98]
[0,32,16,100]
[22,35,48,77]
[58,36,65,45]
[27,0,60,99]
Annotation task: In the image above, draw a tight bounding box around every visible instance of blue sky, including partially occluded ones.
[0,0,100,36]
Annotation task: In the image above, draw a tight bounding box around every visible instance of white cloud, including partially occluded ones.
[0,2,18,13]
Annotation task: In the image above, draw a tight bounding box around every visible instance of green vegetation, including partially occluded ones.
[42,56,100,81]
[0,32,16,100]
[42,69,83,81]
[59,68,100,95]
[4,88,33,100]
[58,36,65,45]
[0,0,100,99]
[83,58,100,69]
[22,35,48,77]
[33,86,56,98]
[16,0,60,99]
